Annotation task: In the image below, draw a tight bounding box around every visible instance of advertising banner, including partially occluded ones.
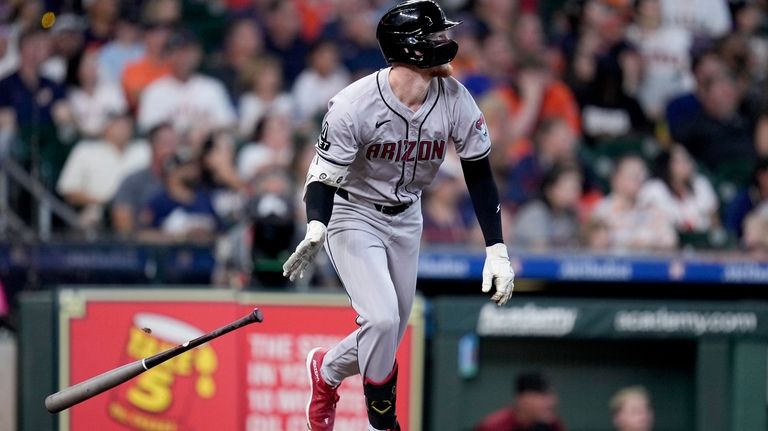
[57,290,423,431]
[431,296,768,340]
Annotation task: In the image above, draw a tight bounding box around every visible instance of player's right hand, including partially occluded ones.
[481,243,515,306]
[282,220,327,282]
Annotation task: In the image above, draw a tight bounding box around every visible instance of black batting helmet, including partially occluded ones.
[376,0,462,69]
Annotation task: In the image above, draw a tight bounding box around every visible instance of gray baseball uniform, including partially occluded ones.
[306,67,490,384]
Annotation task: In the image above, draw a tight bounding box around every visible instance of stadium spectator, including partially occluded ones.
[66,48,128,138]
[138,147,221,244]
[0,29,75,187]
[512,12,547,62]
[5,0,44,44]
[97,16,145,84]
[742,202,768,254]
[41,13,86,84]
[121,20,171,111]
[513,163,583,251]
[475,371,567,431]
[664,50,721,141]
[207,18,264,104]
[471,0,518,35]
[464,31,516,99]
[292,40,350,123]
[669,58,756,186]
[237,114,294,181]
[611,386,655,431]
[626,0,694,121]
[237,56,293,140]
[639,144,718,232]
[83,0,120,48]
[505,117,581,209]
[0,23,18,80]
[659,0,731,40]
[138,29,236,133]
[422,160,477,246]
[589,154,678,251]
[262,0,310,87]
[565,3,649,148]
[332,5,388,78]
[484,44,581,165]
[56,113,149,227]
[111,122,179,235]
[731,0,768,84]
[199,130,244,224]
[141,0,182,26]
[725,158,768,238]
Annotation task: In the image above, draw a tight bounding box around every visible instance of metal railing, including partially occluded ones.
[0,156,94,241]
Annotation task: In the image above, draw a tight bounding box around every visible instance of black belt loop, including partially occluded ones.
[335,188,411,215]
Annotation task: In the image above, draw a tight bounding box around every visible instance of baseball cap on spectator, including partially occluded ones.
[50,13,85,35]
[165,28,200,52]
[515,372,553,395]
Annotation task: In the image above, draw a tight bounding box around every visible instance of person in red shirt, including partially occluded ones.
[475,372,567,431]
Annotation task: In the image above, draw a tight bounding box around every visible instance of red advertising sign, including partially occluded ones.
[67,301,241,431]
[59,292,422,431]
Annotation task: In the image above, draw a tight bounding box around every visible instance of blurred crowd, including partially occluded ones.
[1,0,768,285]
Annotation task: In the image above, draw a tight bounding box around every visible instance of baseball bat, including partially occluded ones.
[44,307,264,414]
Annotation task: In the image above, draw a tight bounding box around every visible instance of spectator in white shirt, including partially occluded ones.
[659,0,731,40]
[639,144,718,232]
[138,29,235,134]
[237,113,294,182]
[238,56,293,140]
[57,112,149,226]
[627,0,694,120]
[590,154,678,251]
[291,40,350,123]
[67,48,127,138]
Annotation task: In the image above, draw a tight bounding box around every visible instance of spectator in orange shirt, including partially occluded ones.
[492,55,582,164]
[121,20,171,111]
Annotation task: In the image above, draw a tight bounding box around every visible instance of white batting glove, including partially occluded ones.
[481,243,515,306]
[282,220,327,282]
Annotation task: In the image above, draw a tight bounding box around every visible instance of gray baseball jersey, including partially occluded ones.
[309,68,492,390]
[306,67,491,205]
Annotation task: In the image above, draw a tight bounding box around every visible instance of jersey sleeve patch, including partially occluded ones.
[474,114,489,140]
[314,98,358,165]
[317,121,331,151]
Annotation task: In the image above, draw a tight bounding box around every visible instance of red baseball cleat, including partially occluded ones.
[306,347,340,430]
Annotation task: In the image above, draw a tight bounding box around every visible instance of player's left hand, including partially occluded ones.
[481,243,515,306]
[282,220,327,282]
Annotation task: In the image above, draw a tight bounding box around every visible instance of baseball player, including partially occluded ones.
[282,1,515,430]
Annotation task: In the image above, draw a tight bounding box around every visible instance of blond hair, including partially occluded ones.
[610,386,651,414]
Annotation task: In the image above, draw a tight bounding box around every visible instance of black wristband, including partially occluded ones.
[461,156,504,246]
[305,181,336,226]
